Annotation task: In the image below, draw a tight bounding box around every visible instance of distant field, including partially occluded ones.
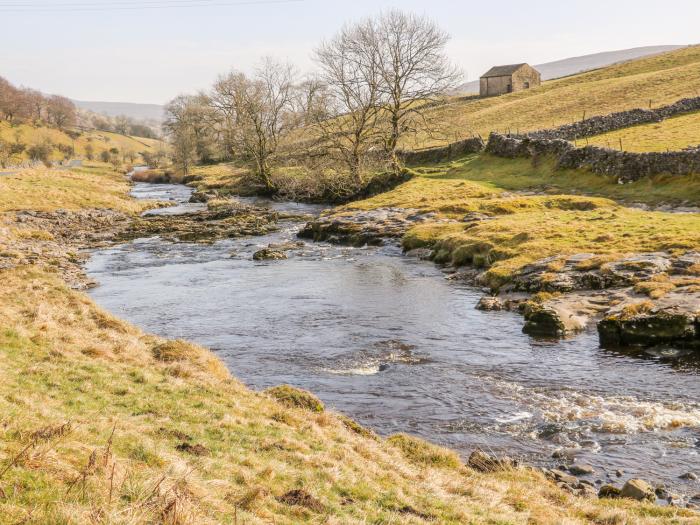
[586,111,700,152]
[0,121,165,164]
[406,45,700,148]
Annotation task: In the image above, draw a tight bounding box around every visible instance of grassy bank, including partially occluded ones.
[1,166,695,523]
[343,154,700,288]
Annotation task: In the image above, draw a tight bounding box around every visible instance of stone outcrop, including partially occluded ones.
[298,208,449,247]
[598,308,699,349]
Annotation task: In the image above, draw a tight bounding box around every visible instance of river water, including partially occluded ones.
[86,183,700,495]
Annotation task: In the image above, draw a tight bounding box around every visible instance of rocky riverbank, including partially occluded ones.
[299,209,700,350]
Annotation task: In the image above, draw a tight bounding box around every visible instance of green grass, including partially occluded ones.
[344,154,700,289]
[587,111,700,152]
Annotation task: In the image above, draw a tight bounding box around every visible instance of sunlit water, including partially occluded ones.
[86,183,700,494]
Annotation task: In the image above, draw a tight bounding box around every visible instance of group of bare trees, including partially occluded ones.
[0,76,77,130]
[165,9,461,193]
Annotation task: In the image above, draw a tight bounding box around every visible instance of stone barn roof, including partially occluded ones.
[481,64,528,78]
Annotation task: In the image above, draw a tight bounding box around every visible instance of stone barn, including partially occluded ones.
[480,63,541,97]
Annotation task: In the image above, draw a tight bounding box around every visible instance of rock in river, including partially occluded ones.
[253,248,288,261]
[522,304,585,337]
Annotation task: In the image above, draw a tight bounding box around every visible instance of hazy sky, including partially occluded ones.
[1,0,699,104]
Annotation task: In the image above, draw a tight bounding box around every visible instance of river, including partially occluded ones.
[85,182,700,495]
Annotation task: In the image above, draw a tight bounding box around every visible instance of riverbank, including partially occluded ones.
[1,165,696,523]
[300,153,700,349]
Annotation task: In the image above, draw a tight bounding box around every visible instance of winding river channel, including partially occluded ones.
[86,182,700,495]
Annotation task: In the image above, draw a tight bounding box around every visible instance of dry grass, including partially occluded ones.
[0,163,151,213]
[587,111,700,152]
[405,45,700,148]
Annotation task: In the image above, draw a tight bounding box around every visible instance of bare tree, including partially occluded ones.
[46,95,77,130]
[224,58,297,192]
[373,10,462,170]
[314,22,384,183]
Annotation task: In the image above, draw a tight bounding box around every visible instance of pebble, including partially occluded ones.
[680,472,698,481]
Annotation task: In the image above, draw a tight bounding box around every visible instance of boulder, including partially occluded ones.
[598,308,698,348]
[620,479,656,502]
[253,248,288,261]
[548,469,579,486]
[568,464,595,476]
[523,304,585,337]
[476,296,504,311]
[598,485,621,499]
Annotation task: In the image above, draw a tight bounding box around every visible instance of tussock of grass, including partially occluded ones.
[265,385,325,413]
[387,434,461,469]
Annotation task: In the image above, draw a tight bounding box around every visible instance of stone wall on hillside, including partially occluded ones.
[529,96,700,141]
[398,137,485,165]
[485,132,700,182]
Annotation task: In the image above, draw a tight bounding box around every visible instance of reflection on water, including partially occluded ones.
[86,183,700,494]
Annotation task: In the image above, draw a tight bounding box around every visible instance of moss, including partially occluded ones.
[387,434,462,470]
[265,385,325,413]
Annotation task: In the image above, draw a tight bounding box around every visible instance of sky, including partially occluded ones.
[1,0,699,104]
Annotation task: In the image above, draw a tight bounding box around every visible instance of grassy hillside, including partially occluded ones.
[343,154,700,288]
[409,45,700,148]
[586,111,700,152]
[0,121,165,165]
[0,165,694,523]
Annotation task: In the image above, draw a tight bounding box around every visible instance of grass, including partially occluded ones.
[0,121,166,165]
[405,44,700,148]
[587,111,700,152]
[0,156,694,523]
[343,154,700,289]
[0,162,151,213]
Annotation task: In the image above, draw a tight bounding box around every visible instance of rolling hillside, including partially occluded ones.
[0,121,165,166]
[411,45,700,149]
[455,45,685,94]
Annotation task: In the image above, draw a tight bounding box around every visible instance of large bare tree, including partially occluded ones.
[373,10,462,170]
[222,59,296,192]
[314,22,384,184]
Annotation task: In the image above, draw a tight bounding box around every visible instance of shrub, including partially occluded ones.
[27,141,53,166]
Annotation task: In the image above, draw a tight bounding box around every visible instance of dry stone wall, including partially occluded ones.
[485,132,700,182]
[529,96,700,141]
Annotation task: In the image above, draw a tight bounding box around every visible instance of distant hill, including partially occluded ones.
[456,45,686,94]
[72,100,165,122]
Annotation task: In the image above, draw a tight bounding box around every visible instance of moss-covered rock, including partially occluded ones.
[598,309,698,348]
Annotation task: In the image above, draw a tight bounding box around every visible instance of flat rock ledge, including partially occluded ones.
[298,207,451,247]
